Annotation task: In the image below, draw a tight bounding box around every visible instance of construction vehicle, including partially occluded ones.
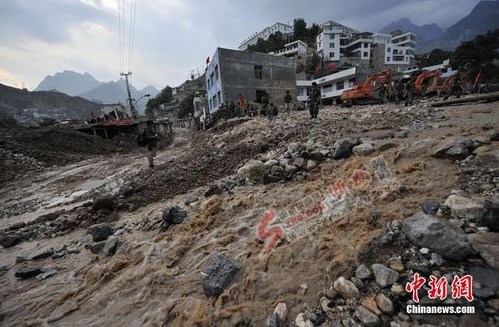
[341,69,392,105]
[414,69,442,95]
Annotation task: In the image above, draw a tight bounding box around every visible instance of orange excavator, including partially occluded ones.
[414,69,442,95]
[341,69,392,105]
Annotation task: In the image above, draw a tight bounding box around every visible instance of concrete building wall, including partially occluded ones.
[296,67,357,103]
[205,50,224,113]
[210,48,296,108]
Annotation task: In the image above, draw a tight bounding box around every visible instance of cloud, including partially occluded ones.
[0,0,484,90]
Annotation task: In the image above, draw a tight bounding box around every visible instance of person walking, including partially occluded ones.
[308,82,321,119]
[144,120,159,168]
[283,90,293,114]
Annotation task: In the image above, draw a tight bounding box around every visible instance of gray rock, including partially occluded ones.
[293,157,306,169]
[0,234,21,248]
[86,241,106,254]
[430,253,444,266]
[264,159,279,168]
[375,293,393,314]
[102,236,118,256]
[422,200,440,215]
[91,195,115,211]
[371,264,399,288]
[202,254,241,297]
[32,248,54,260]
[355,306,380,327]
[309,151,325,161]
[285,165,298,174]
[184,195,199,206]
[333,276,360,298]
[237,160,266,179]
[88,223,113,242]
[205,184,223,197]
[270,165,284,176]
[468,266,499,291]
[395,131,408,138]
[474,287,496,300]
[305,160,317,171]
[483,198,498,232]
[333,140,353,160]
[443,195,484,221]
[402,212,475,260]
[445,144,470,159]
[15,267,43,279]
[469,232,499,270]
[352,143,375,156]
[35,269,57,280]
[161,205,187,229]
[355,264,372,280]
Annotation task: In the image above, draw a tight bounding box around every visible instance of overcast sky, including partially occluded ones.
[0,0,483,91]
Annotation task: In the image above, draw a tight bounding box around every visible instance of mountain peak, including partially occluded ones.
[380,18,444,41]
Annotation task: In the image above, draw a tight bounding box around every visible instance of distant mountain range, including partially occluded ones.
[35,71,159,113]
[380,0,499,53]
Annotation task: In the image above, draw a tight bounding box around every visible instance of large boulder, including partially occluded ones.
[0,234,21,248]
[469,233,499,270]
[236,160,266,179]
[352,143,375,156]
[402,212,475,260]
[161,205,187,229]
[483,198,499,232]
[333,140,353,160]
[88,223,113,242]
[443,195,484,221]
[202,254,241,297]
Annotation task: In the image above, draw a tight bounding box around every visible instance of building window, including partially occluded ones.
[329,43,335,48]
[363,51,368,57]
[329,52,335,58]
[387,57,390,62]
[254,65,263,79]
[387,47,391,52]
[207,79,210,90]
[217,91,221,105]
[214,65,219,80]
[329,34,334,39]
[337,81,344,90]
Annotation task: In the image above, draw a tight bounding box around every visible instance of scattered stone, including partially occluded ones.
[355,264,372,280]
[333,140,353,160]
[32,248,55,260]
[270,165,284,176]
[264,159,279,168]
[333,276,360,298]
[273,302,287,322]
[285,165,298,174]
[36,269,57,280]
[469,233,499,270]
[51,252,65,259]
[88,223,113,242]
[422,200,440,215]
[443,194,484,221]
[430,253,444,266]
[446,144,470,159]
[15,267,43,279]
[305,160,317,171]
[161,205,187,229]
[371,264,399,288]
[375,293,393,314]
[293,158,306,170]
[355,306,380,327]
[184,195,199,206]
[352,143,375,156]
[483,198,498,232]
[488,299,499,311]
[87,241,106,254]
[237,160,266,179]
[205,184,223,197]
[320,297,332,312]
[299,283,308,296]
[202,254,241,297]
[309,151,325,161]
[91,195,115,211]
[391,283,405,296]
[0,234,21,248]
[395,131,408,138]
[102,236,118,256]
[419,247,429,255]
[361,296,381,315]
[474,287,496,300]
[402,212,475,260]
[458,315,488,327]
[295,313,314,327]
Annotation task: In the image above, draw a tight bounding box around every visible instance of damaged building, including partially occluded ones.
[205,47,296,114]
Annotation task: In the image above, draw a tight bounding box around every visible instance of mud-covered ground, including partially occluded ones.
[0,99,498,327]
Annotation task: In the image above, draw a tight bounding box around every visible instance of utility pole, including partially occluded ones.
[121,71,137,118]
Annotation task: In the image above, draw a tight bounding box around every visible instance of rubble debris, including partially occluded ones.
[371,264,399,288]
[469,232,499,270]
[88,223,113,242]
[161,204,187,229]
[421,200,440,215]
[201,253,241,297]
[0,234,21,248]
[204,184,223,197]
[91,195,115,212]
[430,91,499,107]
[102,236,119,256]
[333,276,360,298]
[15,267,43,279]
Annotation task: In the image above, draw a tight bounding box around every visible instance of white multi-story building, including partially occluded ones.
[296,67,357,103]
[316,21,358,62]
[372,31,416,66]
[269,40,308,57]
[239,22,293,51]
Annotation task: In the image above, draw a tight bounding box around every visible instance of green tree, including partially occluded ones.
[307,23,321,46]
[419,49,454,67]
[145,85,173,118]
[177,94,195,119]
[452,29,499,82]
[293,18,307,41]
